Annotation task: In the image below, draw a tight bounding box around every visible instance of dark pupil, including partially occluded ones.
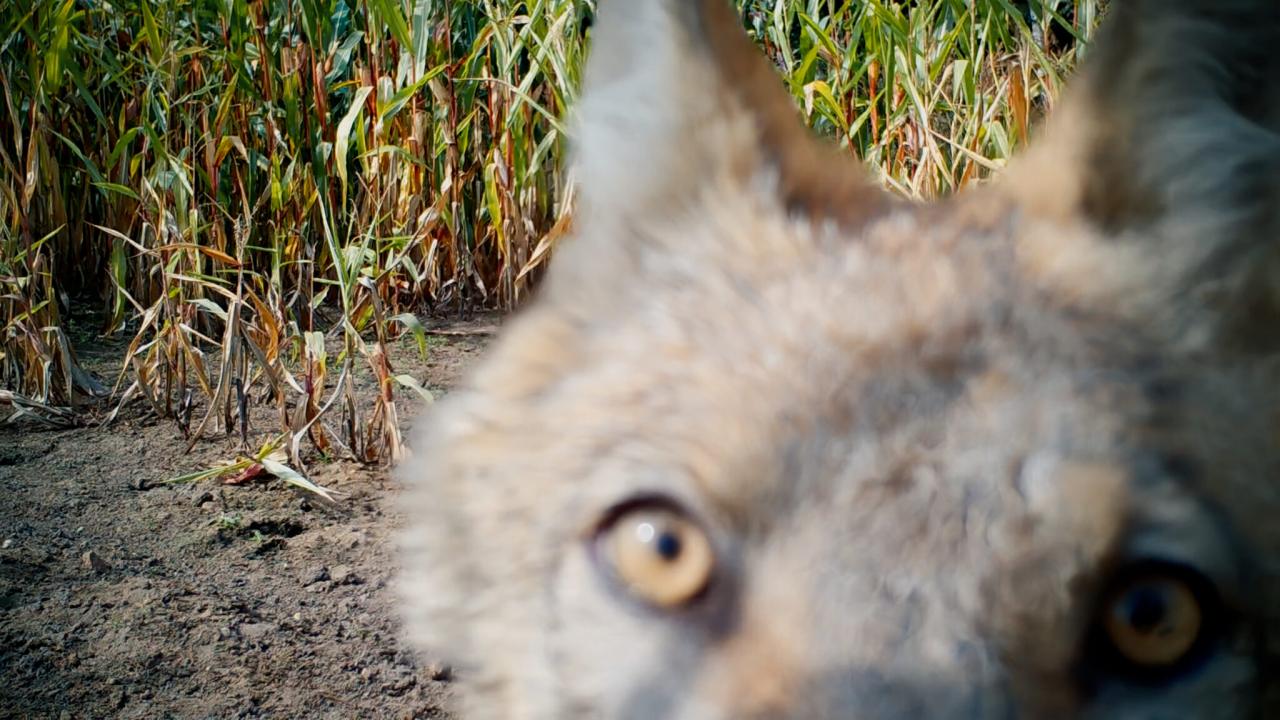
[655,531,682,561]
[1125,586,1168,633]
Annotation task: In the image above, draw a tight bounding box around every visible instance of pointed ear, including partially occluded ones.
[1009,0,1280,351]
[565,0,889,248]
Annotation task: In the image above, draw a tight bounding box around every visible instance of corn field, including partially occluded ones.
[0,0,1100,468]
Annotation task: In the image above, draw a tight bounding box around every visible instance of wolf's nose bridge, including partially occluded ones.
[704,646,1005,719]
[696,535,1002,718]
[824,664,1007,720]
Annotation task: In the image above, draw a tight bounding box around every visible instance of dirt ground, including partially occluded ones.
[0,317,494,719]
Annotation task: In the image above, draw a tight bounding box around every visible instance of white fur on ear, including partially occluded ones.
[570,1,722,232]
[551,0,889,310]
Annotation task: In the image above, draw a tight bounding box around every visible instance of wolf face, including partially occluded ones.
[401,1,1280,717]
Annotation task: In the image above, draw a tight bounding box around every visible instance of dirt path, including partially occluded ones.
[0,325,490,719]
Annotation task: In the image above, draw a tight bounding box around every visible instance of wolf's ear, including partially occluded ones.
[1011,0,1280,351]
[563,0,888,251]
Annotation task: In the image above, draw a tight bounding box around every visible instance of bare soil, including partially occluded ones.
[0,319,493,719]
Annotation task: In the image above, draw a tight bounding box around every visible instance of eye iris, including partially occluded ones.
[603,507,714,609]
[1104,575,1204,668]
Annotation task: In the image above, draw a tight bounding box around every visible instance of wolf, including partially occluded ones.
[400,0,1280,717]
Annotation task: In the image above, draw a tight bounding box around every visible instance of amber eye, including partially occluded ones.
[1093,562,1221,680]
[599,504,715,609]
[1104,575,1202,666]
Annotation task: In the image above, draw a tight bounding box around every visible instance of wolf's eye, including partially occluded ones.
[599,504,714,609]
[1093,562,1221,680]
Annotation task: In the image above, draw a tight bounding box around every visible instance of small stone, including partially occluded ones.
[81,551,111,574]
[239,622,276,640]
[381,675,416,695]
[292,612,302,621]
[193,491,214,507]
[426,663,453,682]
[1,538,13,549]
[330,565,362,586]
[306,567,330,585]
